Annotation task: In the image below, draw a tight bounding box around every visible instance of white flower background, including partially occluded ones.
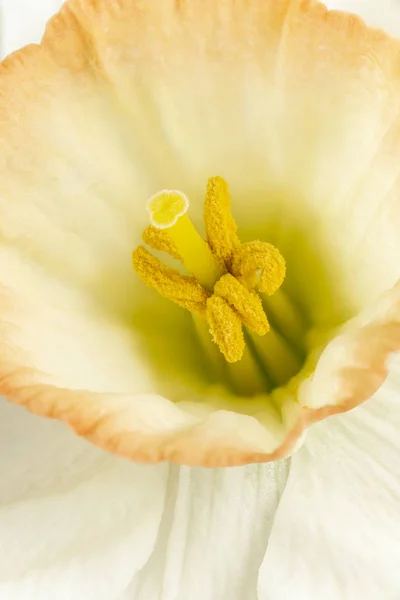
[1,1,400,599]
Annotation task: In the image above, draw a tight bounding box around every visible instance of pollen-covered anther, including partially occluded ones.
[142,225,181,260]
[204,176,240,270]
[206,295,245,363]
[213,274,270,336]
[231,240,286,295]
[132,246,209,313]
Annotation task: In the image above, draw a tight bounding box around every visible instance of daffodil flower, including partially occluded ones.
[1,0,400,470]
[3,1,400,598]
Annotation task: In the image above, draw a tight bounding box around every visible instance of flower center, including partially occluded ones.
[133,177,306,396]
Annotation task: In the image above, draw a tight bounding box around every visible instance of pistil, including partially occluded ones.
[147,191,222,291]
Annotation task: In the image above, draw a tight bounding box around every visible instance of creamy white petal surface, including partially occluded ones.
[124,462,289,600]
[0,402,169,600]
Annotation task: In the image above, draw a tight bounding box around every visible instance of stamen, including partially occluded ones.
[142,225,181,260]
[214,274,269,336]
[132,246,209,313]
[148,190,223,291]
[226,344,268,396]
[204,176,240,269]
[247,327,303,387]
[192,314,228,382]
[231,240,286,295]
[133,177,299,398]
[194,314,266,395]
[261,289,307,351]
[206,295,244,363]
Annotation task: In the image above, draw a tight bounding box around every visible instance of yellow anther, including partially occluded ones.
[142,225,181,260]
[214,274,270,336]
[231,240,286,295]
[132,246,209,313]
[206,296,245,363]
[204,176,240,269]
[147,190,189,229]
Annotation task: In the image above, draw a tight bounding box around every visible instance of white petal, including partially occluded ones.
[0,401,168,600]
[259,369,400,600]
[0,398,102,504]
[126,461,289,600]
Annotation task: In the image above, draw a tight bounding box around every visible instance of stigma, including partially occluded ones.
[132,177,286,364]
